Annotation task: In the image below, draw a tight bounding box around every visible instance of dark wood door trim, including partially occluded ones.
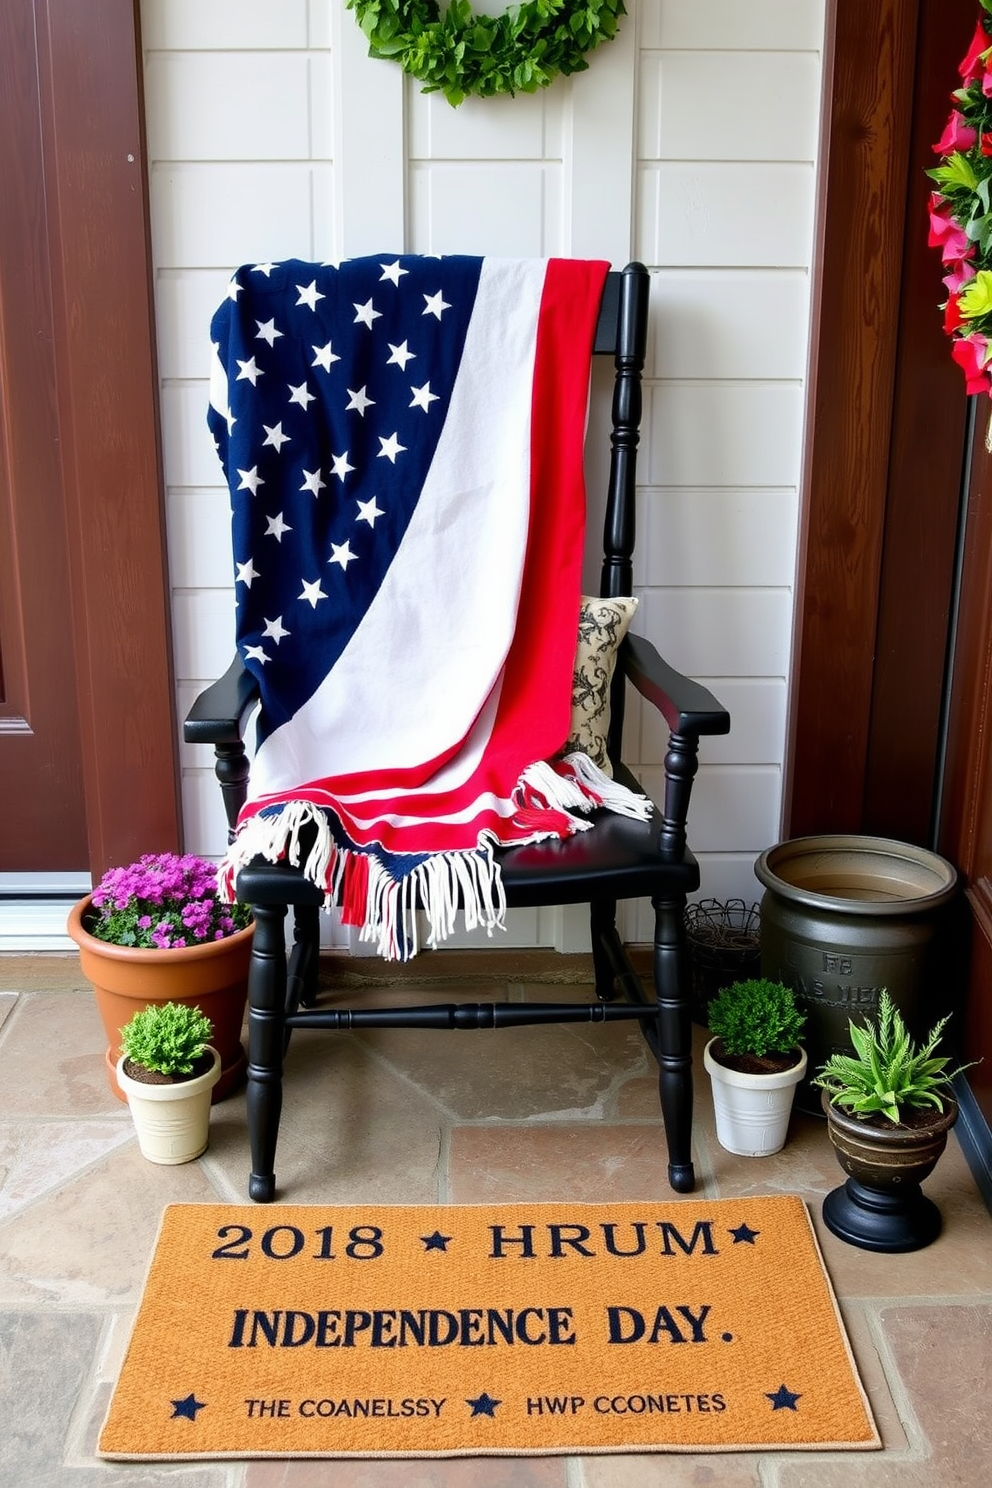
[785,0,918,833]
[785,0,972,842]
[33,0,181,875]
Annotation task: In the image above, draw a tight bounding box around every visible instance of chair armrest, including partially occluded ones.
[183,655,259,746]
[621,633,730,740]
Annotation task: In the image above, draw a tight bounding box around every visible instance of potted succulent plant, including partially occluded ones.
[812,990,972,1252]
[703,977,807,1156]
[67,852,253,1103]
[117,1002,220,1163]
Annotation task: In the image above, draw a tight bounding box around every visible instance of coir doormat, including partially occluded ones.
[99,1198,879,1459]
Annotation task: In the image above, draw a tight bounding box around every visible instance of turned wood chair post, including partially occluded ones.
[590,262,650,1010]
[214,741,250,842]
[658,731,700,862]
[246,902,290,1203]
[590,896,620,1002]
[600,260,647,604]
[651,892,694,1192]
[602,262,648,767]
[287,904,322,1012]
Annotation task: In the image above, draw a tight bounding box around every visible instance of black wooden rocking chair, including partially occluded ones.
[185,261,729,1202]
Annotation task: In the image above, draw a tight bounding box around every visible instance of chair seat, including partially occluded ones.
[500,804,698,907]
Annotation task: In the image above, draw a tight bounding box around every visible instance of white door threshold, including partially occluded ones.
[0,874,90,953]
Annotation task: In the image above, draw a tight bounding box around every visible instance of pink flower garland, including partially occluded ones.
[929,8,992,395]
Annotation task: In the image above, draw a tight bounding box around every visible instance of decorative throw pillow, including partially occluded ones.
[562,595,639,777]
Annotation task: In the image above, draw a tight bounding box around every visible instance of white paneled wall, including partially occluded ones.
[625,0,824,939]
[142,0,826,950]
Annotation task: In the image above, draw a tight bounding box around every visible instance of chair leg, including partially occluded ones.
[287,904,321,1015]
[590,897,619,1001]
[246,902,288,1202]
[651,893,695,1193]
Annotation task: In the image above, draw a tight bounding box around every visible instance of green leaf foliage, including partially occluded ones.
[346,0,626,107]
[812,990,972,1125]
[706,978,806,1059]
[120,1002,214,1077]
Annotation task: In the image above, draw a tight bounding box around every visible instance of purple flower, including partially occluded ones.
[87,852,251,950]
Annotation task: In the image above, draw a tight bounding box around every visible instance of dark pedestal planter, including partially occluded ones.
[820,1091,959,1252]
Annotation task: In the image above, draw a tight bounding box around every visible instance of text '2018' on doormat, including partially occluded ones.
[99,1197,879,1459]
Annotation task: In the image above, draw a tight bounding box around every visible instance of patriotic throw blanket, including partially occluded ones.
[209,255,650,958]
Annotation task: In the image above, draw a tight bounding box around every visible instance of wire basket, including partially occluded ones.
[684,898,761,1026]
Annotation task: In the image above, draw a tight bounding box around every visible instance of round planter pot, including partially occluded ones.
[117,1046,221,1164]
[820,1089,959,1252]
[754,835,959,1113]
[68,896,252,1104]
[703,1039,807,1156]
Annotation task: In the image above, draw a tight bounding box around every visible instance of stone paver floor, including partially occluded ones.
[1,950,990,1487]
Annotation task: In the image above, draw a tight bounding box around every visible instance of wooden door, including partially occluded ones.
[0,0,183,881]
[0,0,88,869]
[938,412,992,1133]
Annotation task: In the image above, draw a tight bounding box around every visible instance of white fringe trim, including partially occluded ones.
[516,758,600,816]
[561,751,654,821]
[220,802,509,963]
[218,754,650,963]
[518,752,653,823]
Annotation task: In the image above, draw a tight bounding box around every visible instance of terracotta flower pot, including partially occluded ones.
[821,1089,959,1252]
[68,896,253,1103]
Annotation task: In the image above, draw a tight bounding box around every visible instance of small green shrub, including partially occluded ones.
[812,989,970,1125]
[707,978,806,1058]
[119,1002,213,1077]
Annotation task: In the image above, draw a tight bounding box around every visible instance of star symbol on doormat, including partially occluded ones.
[420,1230,452,1252]
[766,1384,802,1411]
[466,1392,502,1417]
[729,1222,760,1244]
[171,1393,207,1421]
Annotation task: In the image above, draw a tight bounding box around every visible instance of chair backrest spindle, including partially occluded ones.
[599,262,649,602]
[596,262,649,765]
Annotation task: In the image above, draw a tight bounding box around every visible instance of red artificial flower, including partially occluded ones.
[934,109,978,154]
[945,292,965,334]
[951,332,992,394]
[959,18,992,81]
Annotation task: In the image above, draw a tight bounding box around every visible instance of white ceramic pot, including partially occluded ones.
[703,1038,807,1157]
[116,1046,221,1164]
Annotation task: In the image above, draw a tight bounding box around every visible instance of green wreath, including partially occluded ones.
[346,0,627,107]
